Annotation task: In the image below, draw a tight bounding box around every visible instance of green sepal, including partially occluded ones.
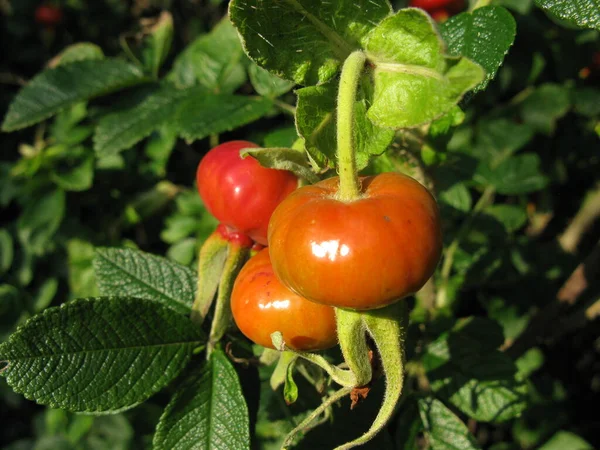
[270,351,298,391]
[190,229,229,324]
[335,302,407,450]
[284,357,300,405]
[206,242,250,356]
[335,308,373,387]
[241,147,319,185]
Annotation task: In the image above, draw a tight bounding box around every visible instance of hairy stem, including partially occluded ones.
[335,302,407,450]
[271,332,358,387]
[336,51,366,202]
[335,308,373,386]
[281,387,353,450]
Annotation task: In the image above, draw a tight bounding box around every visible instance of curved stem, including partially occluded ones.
[271,332,357,387]
[281,386,353,450]
[336,51,366,202]
[335,308,373,386]
[335,302,408,450]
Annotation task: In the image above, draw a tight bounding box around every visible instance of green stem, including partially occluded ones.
[335,302,408,450]
[336,51,366,202]
[270,351,298,391]
[335,308,373,386]
[206,243,249,357]
[436,187,495,308]
[281,386,353,450]
[271,332,357,387]
[470,0,492,11]
[190,231,229,325]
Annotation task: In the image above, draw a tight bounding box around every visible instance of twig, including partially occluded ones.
[558,184,600,254]
[505,240,600,359]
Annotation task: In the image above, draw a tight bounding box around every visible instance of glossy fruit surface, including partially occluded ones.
[197,141,298,245]
[35,5,63,26]
[268,172,442,310]
[231,248,337,351]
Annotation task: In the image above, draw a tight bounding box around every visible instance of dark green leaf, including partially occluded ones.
[263,127,298,148]
[248,63,294,98]
[144,126,178,177]
[229,0,391,85]
[154,350,250,450]
[441,6,517,91]
[0,297,204,413]
[17,190,65,256]
[418,396,481,450]
[423,317,528,422]
[573,87,600,117]
[439,183,472,213]
[2,59,148,131]
[168,18,246,92]
[94,247,196,315]
[484,205,528,233]
[520,83,571,134]
[394,396,423,450]
[50,148,95,192]
[534,0,600,30]
[475,153,548,195]
[365,9,485,128]
[176,92,273,142]
[242,147,319,184]
[93,84,188,157]
[474,119,535,165]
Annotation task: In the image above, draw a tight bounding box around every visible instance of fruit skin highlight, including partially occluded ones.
[196,140,298,245]
[231,248,337,351]
[268,172,443,310]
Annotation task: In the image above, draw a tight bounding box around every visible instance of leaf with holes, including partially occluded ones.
[153,350,250,450]
[94,248,196,315]
[0,297,204,413]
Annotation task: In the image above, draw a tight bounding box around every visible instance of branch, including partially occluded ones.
[558,184,600,254]
[505,240,600,359]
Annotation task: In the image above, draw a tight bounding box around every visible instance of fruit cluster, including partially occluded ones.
[195,140,442,350]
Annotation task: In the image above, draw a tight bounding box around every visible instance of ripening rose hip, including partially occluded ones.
[196,141,298,245]
[231,248,337,351]
[268,172,442,310]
